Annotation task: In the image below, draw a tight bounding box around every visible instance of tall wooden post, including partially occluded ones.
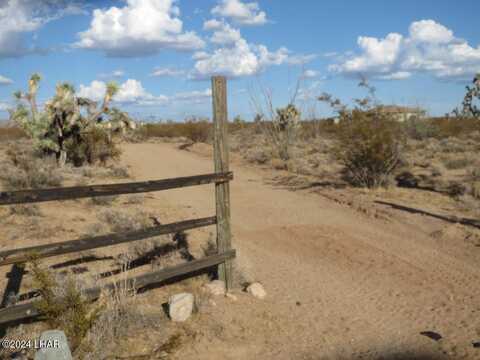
[212,76,233,290]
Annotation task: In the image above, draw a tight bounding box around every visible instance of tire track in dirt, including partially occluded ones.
[122,142,480,359]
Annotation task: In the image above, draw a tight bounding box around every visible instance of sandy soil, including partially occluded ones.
[117,142,480,360]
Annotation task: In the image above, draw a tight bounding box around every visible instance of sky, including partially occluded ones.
[0,0,479,121]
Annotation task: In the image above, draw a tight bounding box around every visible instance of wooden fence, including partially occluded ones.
[0,76,235,326]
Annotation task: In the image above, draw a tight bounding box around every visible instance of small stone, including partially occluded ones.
[168,293,194,322]
[204,280,226,296]
[225,293,238,301]
[246,282,267,299]
[34,330,72,360]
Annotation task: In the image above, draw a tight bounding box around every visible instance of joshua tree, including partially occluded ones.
[452,73,480,118]
[9,74,135,166]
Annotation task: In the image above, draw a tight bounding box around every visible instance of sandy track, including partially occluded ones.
[122,142,480,359]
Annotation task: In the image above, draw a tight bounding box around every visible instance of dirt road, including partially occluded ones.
[122,142,480,360]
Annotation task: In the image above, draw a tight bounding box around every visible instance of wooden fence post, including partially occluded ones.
[212,76,233,290]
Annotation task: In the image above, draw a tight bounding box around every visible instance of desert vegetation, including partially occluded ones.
[0,73,480,359]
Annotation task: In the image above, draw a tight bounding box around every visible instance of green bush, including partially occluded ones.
[29,259,103,351]
[335,110,405,188]
[319,80,405,188]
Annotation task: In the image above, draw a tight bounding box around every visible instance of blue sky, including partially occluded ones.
[0,0,479,121]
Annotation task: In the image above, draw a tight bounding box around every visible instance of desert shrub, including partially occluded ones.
[443,157,471,170]
[101,209,153,233]
[9,204,42,217]
[319,80,405,188]
[0,126,27,141]
[136,118,212,143]
[335,111,405,187]
[1,143,63,189]
[90,195,118,206]
[29,259,103,351]
[404,117,439,140]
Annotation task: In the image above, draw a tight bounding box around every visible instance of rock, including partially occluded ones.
[246,282,267,299]
[168,293,194,322]
[34,330,72,360]
[395,171,418,188]
[225,293,238,301]
[204,280,226,296]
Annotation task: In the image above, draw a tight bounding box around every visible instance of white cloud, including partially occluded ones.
[192,51,210,60]
[150,67,185,77]
[302,70,320,78]
[173,88,212,103]
[99,70,125,78]
[211,0,267,26]
[0,102,10,111]
[209,22,241,45]
[330,19,480,81]
[0,0,84,58]
[0,75,13,85]
[191,38,289,79]
[409,20,453,44]
[286,54,317,65]
[77,79,210,106]
[192,19,301,79]
[75,0,205,57]
[78,79,168,105]
[203,19,223,30]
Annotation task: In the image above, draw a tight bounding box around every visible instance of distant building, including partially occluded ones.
[374,105,426,122]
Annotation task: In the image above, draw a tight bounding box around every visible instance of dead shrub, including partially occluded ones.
[101,209,153,233]
[9,204,42,217]
[136,118,212,143]
[1,142,63,190]
[443,157,471,170]
[0,126,27,141]
[90,195,118,206]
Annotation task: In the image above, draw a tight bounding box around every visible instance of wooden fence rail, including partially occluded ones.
[0,250,236,325]
[0,216,217,266]
[0,172,232,205]
[0,76,235,326]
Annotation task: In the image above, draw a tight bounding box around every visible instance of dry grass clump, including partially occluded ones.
[101,209,153,233]
[90,195,119,206]
[0,125,27,141]
[442,157,471,170]
[9,204,42,217]
[0,141,63,190]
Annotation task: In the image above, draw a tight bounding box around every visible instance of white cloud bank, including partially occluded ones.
[211,0,267,26]
[0,0,83,58]
[78,79,211,106]
[150,67,185,77]
[75,0,204,57]
[330,19,480,82]
[0,75,13,85]
[193,17,314,79]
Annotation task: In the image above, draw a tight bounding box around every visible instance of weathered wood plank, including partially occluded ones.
[212,76,234,290]
[0,217,217,266]
[0,172,233,205]
[0,250,236,324]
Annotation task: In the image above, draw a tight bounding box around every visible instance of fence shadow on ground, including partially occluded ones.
[376,200,480,230]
